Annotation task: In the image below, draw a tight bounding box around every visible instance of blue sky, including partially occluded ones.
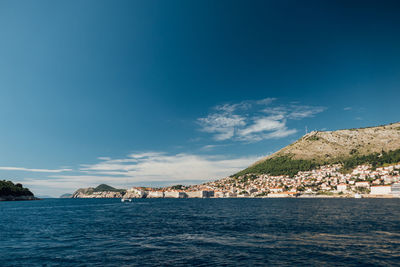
[1,0,400,196]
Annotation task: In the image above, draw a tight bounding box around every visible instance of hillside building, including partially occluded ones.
[370,185,392,195]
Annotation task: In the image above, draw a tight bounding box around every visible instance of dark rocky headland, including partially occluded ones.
[0,180,38,201]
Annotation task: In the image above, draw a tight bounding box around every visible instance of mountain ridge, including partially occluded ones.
[256,122,400,162]
[236,122,400,177]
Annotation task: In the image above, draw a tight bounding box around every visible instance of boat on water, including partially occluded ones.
[354,193,362,199]
[121,198,132,202]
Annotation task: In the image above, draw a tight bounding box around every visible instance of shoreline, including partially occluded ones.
[69,194,400,199]
[0,196,40,201]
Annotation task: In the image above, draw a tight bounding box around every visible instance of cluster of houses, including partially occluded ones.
[123,187,215,199]
[199,163,400,198]
[71,162,400,199]
[121,163,400,199]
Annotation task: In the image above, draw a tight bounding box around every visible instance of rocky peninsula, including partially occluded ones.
[72,184,126,198]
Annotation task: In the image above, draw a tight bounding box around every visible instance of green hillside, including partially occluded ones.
[94,184,125,192]
[234,122,400,177]
[234,156,318,177]
[234,149,400,177]
[0,180,34,197]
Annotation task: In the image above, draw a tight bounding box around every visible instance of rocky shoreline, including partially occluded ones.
[70,186,400,199]
[0,195,39,201]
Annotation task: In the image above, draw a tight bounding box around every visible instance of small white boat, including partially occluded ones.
[121,198,132,202]
[354,193,362,199]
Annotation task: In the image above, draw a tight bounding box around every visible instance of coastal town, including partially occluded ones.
[72,162,400,199]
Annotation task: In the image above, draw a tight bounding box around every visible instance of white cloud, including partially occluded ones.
[20,152,260,196]
[238,116,285,137]
[0,167,72,173]
[287,106,326,119]
[264,128,298,139]
[78,152,258,181]
[198,98,325,142]
[198,113,246,141]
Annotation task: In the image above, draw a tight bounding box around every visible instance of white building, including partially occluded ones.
[267,192,296,198]
[321,183,331,190]
[384,176,394,184]
[225,192,237,198]
[370,185,391,195]
[337,184,347,192]
[355,181,370,188]
[147,191,164,198]
[214,191,225,198]
[270,187,283,193]
[126,187,146,198]
[164,191,187,198]
[186,191,214,198]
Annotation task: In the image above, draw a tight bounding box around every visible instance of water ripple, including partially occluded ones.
[1,198,400,266]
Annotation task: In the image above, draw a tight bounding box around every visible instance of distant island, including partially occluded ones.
[70,122,400,199]
[59,193,73,198]
[0,180,37,201]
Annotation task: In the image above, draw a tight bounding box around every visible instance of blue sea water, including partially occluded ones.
[1,198,400,266]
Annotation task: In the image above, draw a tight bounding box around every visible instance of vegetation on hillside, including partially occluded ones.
[170,184,185,190]
[93,184,125,193]
[73,184,126,196]
[234,156,318,177]
[234,149,400,178]
[337,149,400,173]
[0,180,34,197]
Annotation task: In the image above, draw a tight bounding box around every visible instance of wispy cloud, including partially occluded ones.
[236,115,297,142]
[197,98,325,142]
[200,144,229,151]
[286,105,326,119]
[20,152,260,195]
[0,167,72,173]
[77,152,258,181]
[197,113,246,141]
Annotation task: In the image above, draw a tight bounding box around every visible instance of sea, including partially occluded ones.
[1,198,400,266]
